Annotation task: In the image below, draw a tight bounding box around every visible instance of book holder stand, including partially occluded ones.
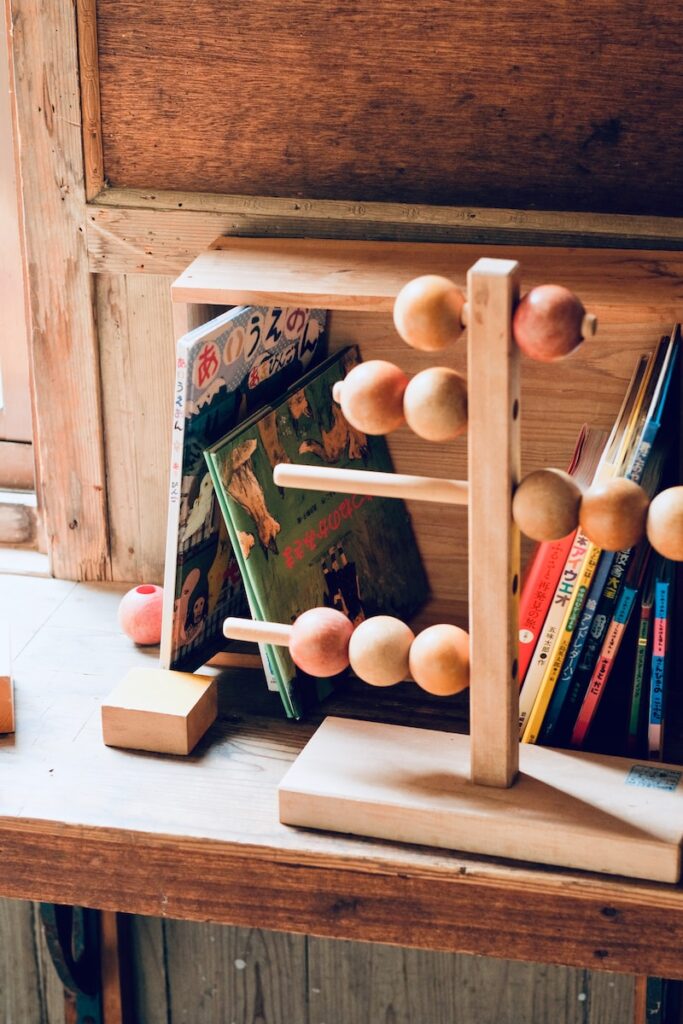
[173,246,683,883]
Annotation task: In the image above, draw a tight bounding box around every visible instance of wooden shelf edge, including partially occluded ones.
[2,813,683,977]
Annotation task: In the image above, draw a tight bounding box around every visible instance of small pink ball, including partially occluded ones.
[118,584,164,646]
[289,607,354,677]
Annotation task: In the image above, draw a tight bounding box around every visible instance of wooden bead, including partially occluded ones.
[338,360,409,435]
[579,477,649,552]
[402,367,468,442]
[513,285,594,362]
[647,486,683,561]
[393,275,465,352]
[289,608,354,677]
[118,584,164,645]
[408,624,470,697]
[512,469,582,542]
[348,615,415,687]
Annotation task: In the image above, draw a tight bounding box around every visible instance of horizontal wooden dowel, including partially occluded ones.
[224,618,292,646]
[273,464,469,505]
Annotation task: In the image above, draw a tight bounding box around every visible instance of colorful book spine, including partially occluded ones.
[648,568,673,760]
[627,569,655,755]
[518,535,578,686]
[570,546,650,748]
[521,540,601,743]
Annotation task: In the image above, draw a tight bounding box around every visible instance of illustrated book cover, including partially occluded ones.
[205,345,430,718]
[160,305,328,673]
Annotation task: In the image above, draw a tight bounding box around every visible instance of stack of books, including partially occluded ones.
[518,325,681,759]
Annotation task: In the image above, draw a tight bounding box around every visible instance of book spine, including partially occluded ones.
[518,534,576,684]
[627,596,653,755]
[542,547,630,743]
[518,532,590,735]
[159,346,190,669]
[570,583,639,748]
[522,541,600,744]
[648,578,671,760]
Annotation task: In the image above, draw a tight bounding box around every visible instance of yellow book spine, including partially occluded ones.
[522,542,602,744]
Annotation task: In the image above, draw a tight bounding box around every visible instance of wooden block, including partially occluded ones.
[279,717,683,883]
[0,621,14,734]
[101,668,217,755]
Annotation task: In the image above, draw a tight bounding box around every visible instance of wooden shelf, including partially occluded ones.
[2,576,683,978]
[170,236,683,320]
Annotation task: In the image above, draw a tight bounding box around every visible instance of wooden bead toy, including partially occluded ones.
[579,477,649,552]
[646,486,683,561]
[512,468,582,542]
[101,667,217,755]
[118,584,164,646]
[402,367,468,443]
[348,615,415,687]
[393,275,465,351]
[225,607,354,677]
[408,624,470,697]
[512,284,597,362]
[334,359,408,435]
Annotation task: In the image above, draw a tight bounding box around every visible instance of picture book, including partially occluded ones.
[517,351,651,738]
[160,305,328,673]
[540,331,679,745]
[205,345,430,718]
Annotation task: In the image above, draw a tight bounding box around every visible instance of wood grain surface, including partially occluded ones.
[2,577,683,980]
[94,1,682,216]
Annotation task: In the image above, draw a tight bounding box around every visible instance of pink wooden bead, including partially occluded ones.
[118,584,164,646]
[512,284,592,362]
[289,607,354,677]
[339,360,409,435]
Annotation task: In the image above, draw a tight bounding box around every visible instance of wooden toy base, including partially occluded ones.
[279,717,683,883]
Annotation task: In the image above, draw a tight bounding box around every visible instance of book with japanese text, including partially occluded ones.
[517,351,652,738]
[517,425,607,685]
[541,331,679,744]
[160,305,328,673]
[627,562,655,755]
[205,345,430,718]
[648,557,675,760]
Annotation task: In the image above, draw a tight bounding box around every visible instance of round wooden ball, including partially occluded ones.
[118,584,164,645]
[579,477,649,552]
[408,624,470,697]
[402,367,468,442]
[512,468,582,542]
[647,486,683,561]
[348,615,415,687]
[393,275,465,352]
[289,607,354,677]
[512,285,588,362]
[338,360,409,435]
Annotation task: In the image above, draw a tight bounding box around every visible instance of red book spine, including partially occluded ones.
[518,532,576,683]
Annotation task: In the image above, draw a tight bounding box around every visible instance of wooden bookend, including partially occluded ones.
[0,621,14,734]
[101,668,217,755]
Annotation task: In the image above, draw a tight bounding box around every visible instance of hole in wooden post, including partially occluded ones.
[512,399,519,420]
[512,658,518,680]
[512,574,519,594]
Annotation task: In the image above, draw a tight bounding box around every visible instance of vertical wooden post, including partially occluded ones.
[467,258,521,788]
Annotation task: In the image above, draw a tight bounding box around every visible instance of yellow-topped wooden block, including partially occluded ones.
[101,668,217,755]
[0,621,14,734]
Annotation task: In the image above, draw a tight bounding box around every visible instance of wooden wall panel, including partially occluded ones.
[95,0,682,216]
[97,273,176,583]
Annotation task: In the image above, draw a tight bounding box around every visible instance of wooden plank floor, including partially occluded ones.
[0,576,682,979]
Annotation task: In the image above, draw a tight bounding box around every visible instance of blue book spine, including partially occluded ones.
[648,576,671,760]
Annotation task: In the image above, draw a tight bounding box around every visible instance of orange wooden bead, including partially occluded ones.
[512,284,595,363]
[337,360,409,435]
[579,477,649,552]
[408,624,470,696]
[393,275,465,352]
[348,615,415,687]
[402,367,468,442]
[647,486,683,561]
[289,608,354,677]
[512,468,582,542]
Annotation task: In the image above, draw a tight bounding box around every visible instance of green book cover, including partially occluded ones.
[205,345,430,718]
